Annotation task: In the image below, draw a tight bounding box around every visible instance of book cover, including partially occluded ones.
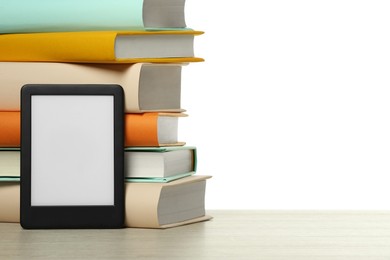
[0,31,204,63]
[0,62,186,113]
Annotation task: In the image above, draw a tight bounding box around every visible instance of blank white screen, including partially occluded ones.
[31,95,114,206]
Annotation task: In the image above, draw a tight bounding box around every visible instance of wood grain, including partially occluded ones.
[1,210,390,259]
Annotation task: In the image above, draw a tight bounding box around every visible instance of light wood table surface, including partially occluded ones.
[1,210,390,259]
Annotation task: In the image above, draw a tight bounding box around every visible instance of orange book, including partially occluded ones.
[0,112,19,147]
[0,111,186,147]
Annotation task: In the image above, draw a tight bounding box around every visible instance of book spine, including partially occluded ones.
[0,31,118,62]
[0,62,143,112]
[0,112,20,147]
[125,113,160,146]
[0,183,20,223]
[124,182,161,228]
[0,0,144,33]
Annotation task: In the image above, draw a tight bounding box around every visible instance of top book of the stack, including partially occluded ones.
[0,0,189,33]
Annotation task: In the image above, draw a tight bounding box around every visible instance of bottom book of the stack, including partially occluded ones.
[0,175,212,229]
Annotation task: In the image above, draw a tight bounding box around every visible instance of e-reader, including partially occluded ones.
[20,84,124,229]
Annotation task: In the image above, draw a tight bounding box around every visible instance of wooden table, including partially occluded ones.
[1,210,390,259]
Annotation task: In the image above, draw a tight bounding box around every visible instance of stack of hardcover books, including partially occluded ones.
[0,0,211,228]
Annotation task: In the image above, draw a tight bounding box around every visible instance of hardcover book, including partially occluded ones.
[0,31,203,63]
[0,146,196,179]
[124,175,212,228]
[124,146,196,178]
[0,62,186,113]
[0,112,187,147]
[0,176,212,229]
[0,0,187,33]
[125,113,187,147]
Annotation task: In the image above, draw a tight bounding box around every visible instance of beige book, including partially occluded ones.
[125,175,212,228]
[0,62,185,113]
[0,176,212,228]
[0,182,19,223]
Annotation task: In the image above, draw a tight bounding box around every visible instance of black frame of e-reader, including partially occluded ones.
[20,84,124,229]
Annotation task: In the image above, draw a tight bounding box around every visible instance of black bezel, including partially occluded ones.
[20,84,124,229]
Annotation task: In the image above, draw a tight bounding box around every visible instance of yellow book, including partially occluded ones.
[0,30,204,63]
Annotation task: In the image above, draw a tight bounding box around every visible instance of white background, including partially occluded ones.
[181,0,390,209]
